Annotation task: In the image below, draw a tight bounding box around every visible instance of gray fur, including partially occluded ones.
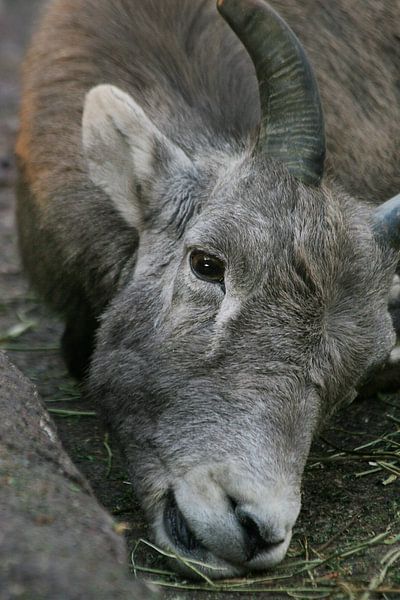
[16,0,399,578]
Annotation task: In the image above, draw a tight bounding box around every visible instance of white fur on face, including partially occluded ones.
[151,461,300,578]
[220,294,240,323]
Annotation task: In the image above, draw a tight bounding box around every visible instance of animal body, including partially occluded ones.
[16,0,400,577]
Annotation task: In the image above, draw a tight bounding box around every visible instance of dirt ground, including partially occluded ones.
[0,1,399,599]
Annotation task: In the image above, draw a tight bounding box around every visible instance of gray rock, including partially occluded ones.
[0,351,155,600]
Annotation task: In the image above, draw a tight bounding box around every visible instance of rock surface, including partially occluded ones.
[0,351,155,600]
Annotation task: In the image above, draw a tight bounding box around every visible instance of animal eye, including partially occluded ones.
[190,250,225,286]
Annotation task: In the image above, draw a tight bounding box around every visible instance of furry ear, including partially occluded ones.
[82,84,190,230]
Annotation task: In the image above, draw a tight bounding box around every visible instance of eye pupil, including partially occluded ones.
[190,250,225,285]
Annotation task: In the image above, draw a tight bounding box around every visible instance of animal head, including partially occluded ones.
[82,0,400,578]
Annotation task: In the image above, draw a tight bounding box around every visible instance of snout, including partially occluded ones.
[152,463,301,578]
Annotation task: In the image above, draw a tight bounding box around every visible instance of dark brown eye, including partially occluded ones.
[190,250,225,286]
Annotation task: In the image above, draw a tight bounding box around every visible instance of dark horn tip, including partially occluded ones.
[217,0,326,186]
[217,0,269,22]
[374,193,400,250]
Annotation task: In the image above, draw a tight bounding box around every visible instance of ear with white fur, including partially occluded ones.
[82,84,191,230]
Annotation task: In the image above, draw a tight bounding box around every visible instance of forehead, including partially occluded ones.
[180,164,395,388]
[186,160,359,289]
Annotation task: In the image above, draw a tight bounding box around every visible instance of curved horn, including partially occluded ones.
[374,193,400,249]
[217,0,325,186]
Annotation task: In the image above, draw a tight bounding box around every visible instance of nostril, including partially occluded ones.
[227,495,238,512]
[235,506,285,561]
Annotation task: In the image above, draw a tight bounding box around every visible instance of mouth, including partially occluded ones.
[155,469,300,579]
[163,491,205,555]
[162,490,289,573]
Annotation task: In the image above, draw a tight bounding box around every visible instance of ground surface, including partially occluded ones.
[0,1,399,599]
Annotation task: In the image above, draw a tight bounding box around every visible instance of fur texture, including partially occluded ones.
[16,0,400,577]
